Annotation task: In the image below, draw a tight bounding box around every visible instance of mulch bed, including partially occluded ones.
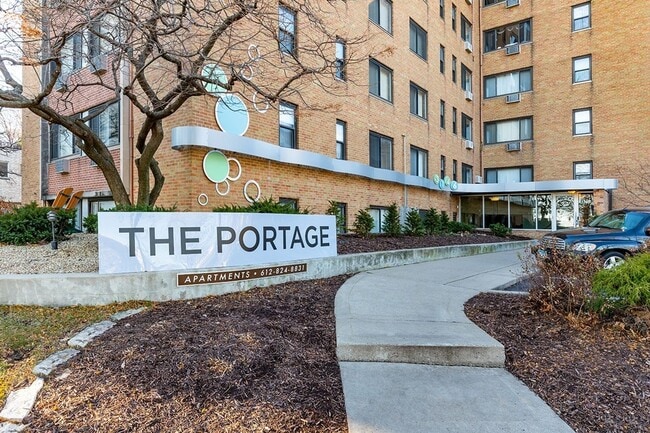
[28,276,349,433]
[465,293,650,433]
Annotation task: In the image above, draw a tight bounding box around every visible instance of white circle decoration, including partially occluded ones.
[197,193,209,206]
[243,180,261,203]
[240,64,254,81]
[215,93,250,136]
[248,44,261,61]
[216,180,230,196]
[252,91,270,113]
[226,157,242,181]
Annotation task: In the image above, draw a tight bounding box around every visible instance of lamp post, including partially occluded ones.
[46,210,58,250]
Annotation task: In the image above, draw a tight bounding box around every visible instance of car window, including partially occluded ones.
[589,211,626,229]
[622,213,645,231]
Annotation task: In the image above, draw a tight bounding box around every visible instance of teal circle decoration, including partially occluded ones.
[202,64,228,95]
[215,94,250,136]
[433,174,441,184]
[438,179,446,189]
[203,150,230,183]
[444,176,451,186]
[450,181,459,191]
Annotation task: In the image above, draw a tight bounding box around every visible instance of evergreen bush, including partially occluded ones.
[591,253,650,316]
[489,223,512,237]
[423,208,442,234]
[382,203,401,236]
[83,214,98,233]
[213,197,309,214]
[352,208,374,237]
[403,208,425,236]
[326,200,346,233]
[0,203,75,245]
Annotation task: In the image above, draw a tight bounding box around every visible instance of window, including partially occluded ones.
[484,20,532,53]
[440,0,445,19]
[369,131,393,169]
[336,202,347,233]
[0,162,7,178]
[461,163,473,183]
[484,117,533,144]
[451,4,457,31]
[88,101,120,147]
[573,108,592,135]
[452,159,458,181]
[452,107,458,134]
[440,155,446,179]
[485,166,533,183]
[279,198,298,210]
[409,20,427,59]
[484,69,532,98]
[369,207,389,234]
[279,101,297,148]
[369,59,393,102]
[574,161,593,180]
[484,0,505,5]
[410,146,428,177]
[573,55,591,83]
[278,5,296,55]
[369,0,392,33]
[439,100,446,128]
[451,56,457,83]
[335,39,346,80]
[439,45,445,74]
[336,120,346,159]
[461,64,472,92]
[461,114,472,140]
[410,82,428,119]
[50,121,80,160]
[460,15,472,44]
[572,3,591,31]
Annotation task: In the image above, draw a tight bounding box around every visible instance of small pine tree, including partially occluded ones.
[439,211,451,233]
[424,208,441,234]
[326,200,346,233]
[404,208,425,236]
[382,202,402,236]
[352,208,375,237]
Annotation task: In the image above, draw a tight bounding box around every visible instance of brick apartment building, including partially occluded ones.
[20,0,649,232]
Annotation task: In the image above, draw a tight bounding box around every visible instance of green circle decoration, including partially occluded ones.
[203,151,230,183]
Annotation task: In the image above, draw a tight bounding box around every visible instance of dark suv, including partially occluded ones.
[539,208,650,268]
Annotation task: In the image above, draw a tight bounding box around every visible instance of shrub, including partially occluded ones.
[352,208,374,237]
[448,221,475,233]
[213,197,309,214]
[439,211,451,233]
[0,203,75,245]
[489,223,512,237]
[326,200,346,233]
[423,208,443,234]
[381,203,401,236]
[403,208,425,236]
[590,253,650,316]
[83,214,98,233]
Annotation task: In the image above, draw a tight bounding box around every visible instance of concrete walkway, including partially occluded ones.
[335,249,575,433]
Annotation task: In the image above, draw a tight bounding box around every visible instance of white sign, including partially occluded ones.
[98,212,337,274]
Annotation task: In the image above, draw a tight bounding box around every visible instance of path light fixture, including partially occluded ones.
[46,210,58,250]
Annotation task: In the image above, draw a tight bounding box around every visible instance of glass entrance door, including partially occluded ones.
[555,194,576,230]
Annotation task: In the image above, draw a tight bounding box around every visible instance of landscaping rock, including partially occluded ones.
[0,379,44,423]
[68,321,115,349]
[32,349,80,378]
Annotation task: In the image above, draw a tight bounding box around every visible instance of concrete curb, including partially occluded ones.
[0,240,533,307]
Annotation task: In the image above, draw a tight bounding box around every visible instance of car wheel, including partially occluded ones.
[602,251,625,269]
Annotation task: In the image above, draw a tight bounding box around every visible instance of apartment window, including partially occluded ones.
[573,55,591,83]
[573,161,593,180]
[336,202,348,233]
[440,155,446,179]
[461,114,472,140]
[452,159,458,181]
[410,82,428,119]
[452,56,457,83]
[279,197,298,210]
[484,20,532,52]
[410,146,428,177]
[50,122,80,160]
[460,15,472,44]
[278,5,296,55]
[461,64,472,92]
[0,162,7,178]
[279,101,297,148]
[572,2,591,31]
[484,68,532,98]
[335,39,346,80]
[88,101,120,147]
[439,100,446,128]
[484,0,505,5]
[369,131,393,169]
[451,4,457,31]
[573,108,592,135]
[336,120,346,159]
[409,20,428,60]
[440,0,445,19]
[369,0,392,33]
[461,163,473,184]
[485,166,533,183]
[369,59,393,102]
[369,207,389,234]
[484,117,533,144]
[439,45,445,74]
[452,107,458,134]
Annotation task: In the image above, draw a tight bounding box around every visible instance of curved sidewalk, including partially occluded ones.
[335,249,575,433]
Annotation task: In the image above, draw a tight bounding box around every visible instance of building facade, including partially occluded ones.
[20,0,649,232]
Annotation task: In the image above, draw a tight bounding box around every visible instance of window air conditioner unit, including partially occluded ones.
[89,55,108,75]
[506,93,521,103]
[55,159,70,174]
[505,43,520,55]
[464,139,474,150]
[464,41,473,53]
[465,0,472,4]
[506,0,520,8]
[464,90,473,101]
[506,142,522,152]
[475,175,483,184]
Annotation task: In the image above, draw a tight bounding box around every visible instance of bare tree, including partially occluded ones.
[0,0,370,206]
[616,164,650,207]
